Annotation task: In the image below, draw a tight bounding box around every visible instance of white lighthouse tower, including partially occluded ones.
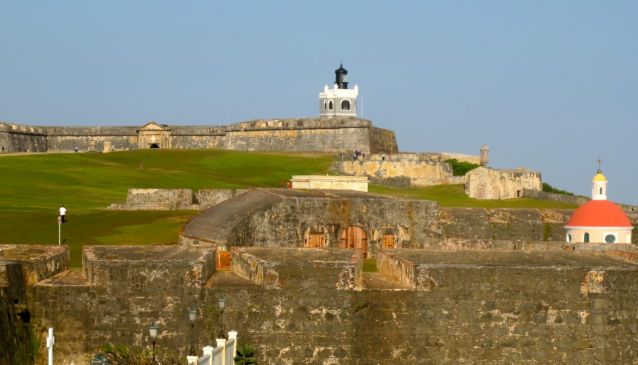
[319,64,359,117]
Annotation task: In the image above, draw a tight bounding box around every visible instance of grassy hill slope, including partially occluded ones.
[1,150,575,266]
[0,150,333,265]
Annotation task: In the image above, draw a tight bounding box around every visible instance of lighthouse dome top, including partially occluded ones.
[335,64,348,75]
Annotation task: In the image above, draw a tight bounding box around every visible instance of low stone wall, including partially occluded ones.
[230,248,281,288]
[232,248,362,290]
[0,245,68,286]
[127,188,194,209]
[466,166,542,199]
[377,250,417,288]
[331,153,466,187]
[83,245,215,287]
[108,188,247,210]
[196,189,248,210]
[291,175,369,192]
[523,189,589,206]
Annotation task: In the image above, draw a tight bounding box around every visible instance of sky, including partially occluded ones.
[1,1,636,204]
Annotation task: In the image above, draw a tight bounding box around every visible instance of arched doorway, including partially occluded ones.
[149,143,160,148]
[340,226,368,258]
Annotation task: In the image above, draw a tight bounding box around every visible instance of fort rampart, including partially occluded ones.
[0,117,398,154]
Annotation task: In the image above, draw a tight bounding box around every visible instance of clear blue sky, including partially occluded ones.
[1,1,636,204]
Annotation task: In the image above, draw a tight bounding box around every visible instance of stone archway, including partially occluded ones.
[340,226,368,258]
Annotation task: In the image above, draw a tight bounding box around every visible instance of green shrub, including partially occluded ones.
[542,183,574,196]
[445,159,480,176]
[235,344,257,365]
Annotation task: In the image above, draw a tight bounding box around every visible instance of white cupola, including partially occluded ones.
[319,64,358,117]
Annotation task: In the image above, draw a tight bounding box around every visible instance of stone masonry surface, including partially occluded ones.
[10,244,638,364]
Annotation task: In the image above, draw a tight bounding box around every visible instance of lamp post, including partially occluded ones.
[218,296,225,339]
[188,307,197,356]
[149,322,159,364]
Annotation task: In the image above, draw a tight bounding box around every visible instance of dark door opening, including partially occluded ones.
[149,143,160,149]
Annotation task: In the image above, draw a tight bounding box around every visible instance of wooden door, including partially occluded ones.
[383,234,396,249]
[307,233,325,248]
[216,250,231,271]
[340,226,368,258]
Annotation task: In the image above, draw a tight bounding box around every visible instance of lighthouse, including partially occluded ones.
[319,64,359,117]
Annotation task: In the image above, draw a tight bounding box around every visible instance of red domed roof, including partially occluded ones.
[566,200,633,228]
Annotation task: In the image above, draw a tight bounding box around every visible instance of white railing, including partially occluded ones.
[191,330,238,365]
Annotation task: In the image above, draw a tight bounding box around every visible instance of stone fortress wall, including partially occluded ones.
[3,191,638,364]
[0,117,398,154]
[0,122,48,153]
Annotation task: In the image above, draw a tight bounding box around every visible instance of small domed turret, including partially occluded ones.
[335,64,348,89]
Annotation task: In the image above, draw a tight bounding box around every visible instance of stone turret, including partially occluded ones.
[480,144,490,167]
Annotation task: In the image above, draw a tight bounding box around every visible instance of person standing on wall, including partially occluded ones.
[59,205,66,223]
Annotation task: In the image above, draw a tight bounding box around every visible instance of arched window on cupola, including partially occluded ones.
[341,100,351,110]
[328,101,333,110]
[324,101,327,110]
[600,187,603,195]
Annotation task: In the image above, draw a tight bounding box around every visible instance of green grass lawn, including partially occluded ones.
[1,149,575,266]
[369,184,578,209]
[0,149,333,265]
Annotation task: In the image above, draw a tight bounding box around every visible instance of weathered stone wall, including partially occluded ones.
[466,166,542,199]
[368,126,398,154]
[221,190,441,255]
[0,122,47,153]
[3,117,399,154]
[332,153,466,187]
[220,127,370,153]
[440,207,638,245]
[195,189,247,210]
[440,208,570,242]
[23,246,638,364]
[126,189,194,209]
[523,189,589,206]
[0,286,32,365]
[45,126,138,152]
[108,188,247,210]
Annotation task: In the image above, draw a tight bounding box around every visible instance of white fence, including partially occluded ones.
[190,330,238,365]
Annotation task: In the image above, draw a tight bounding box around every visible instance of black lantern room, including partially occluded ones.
[335,64,348,89]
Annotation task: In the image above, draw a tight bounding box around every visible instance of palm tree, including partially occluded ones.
[234,344,257,365]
